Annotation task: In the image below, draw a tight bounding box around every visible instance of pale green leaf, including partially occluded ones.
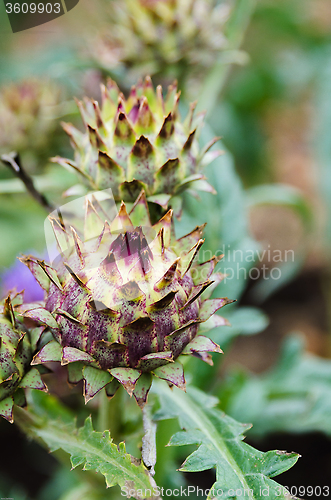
[153,381,299,499]
[18,393,156,499]
[34,416,154,495]
[223,306,269,337]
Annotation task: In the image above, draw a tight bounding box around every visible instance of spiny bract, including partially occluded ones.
[22,192,232,407]
[53,77,221,217]
[0,294,47,422]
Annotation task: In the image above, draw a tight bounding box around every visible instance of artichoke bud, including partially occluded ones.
[53,77,221,217]
[0,293,47,422]
[0,79,62,171]
[92,0,231,94]
[22,191,233,407]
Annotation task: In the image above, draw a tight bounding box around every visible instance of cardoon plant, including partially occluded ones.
[0,77,301,500]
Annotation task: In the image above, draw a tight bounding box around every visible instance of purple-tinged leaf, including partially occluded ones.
[199,298,235,322]
[137,351,173,372]
[133,373,153,408]
[23,308,59,330]
[182,336,223,366]
[83,365,112,403]
[17,256,49,294]
[110,367,140,396]
[62,346,94,365]
[20,367,47,391]
[153,361,185,390]
[32,340,62,365]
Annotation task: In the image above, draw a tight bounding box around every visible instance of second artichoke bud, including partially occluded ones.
[53,77,221,218]
[0,294,47,422]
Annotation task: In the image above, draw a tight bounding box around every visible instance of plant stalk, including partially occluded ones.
[1,152,54,211]
[142,405,157,476]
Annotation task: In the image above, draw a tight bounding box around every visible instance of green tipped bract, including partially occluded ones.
[0,294,47,422]
[22,192,232,407]
[53,77,221,217]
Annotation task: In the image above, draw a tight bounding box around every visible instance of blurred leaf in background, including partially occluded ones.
[209,0,330,185]
[219,335,331,437]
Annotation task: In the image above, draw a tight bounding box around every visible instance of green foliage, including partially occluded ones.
[218,335,331,437]
[177,135,259,302]
[219,306,269,341]
[16,393,155,498]
[153,381,299,499]
[35,416,152,493]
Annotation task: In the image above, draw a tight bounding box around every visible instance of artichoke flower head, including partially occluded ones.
[22,191,232,407]
[93,0,231,93]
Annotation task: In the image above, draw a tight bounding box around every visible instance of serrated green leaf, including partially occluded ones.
[153,381,299,499]
[24,410,155,498]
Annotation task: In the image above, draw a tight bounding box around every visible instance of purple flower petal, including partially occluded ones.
[1,254,45,303]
